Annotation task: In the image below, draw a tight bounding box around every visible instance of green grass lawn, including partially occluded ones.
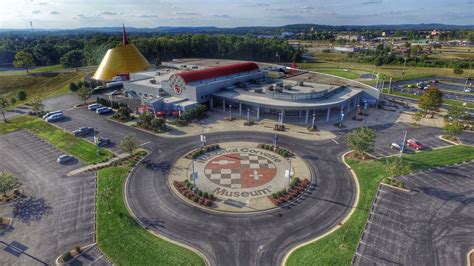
[312,69,360,79]
[97,167,205,265]
[286,145,474,265]
[0,71,87,106]
[0,64,64,75]
[0,115,111,164]
[300,60,474,81]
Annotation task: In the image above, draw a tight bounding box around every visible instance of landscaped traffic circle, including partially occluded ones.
[168,142,311,213]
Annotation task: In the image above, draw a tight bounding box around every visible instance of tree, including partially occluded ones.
[444,121,464,137]
[447,103,466,121]
[453,67,464,75]
[383,157,412,178]
[138,112,154,129]
[60,49,84,70]
[99,187,113,213]
[346,127,376,159]
[412,111,423,125]
[69,82,79,92]
[13,51,34,73]
[17,90,27,101]
[120,134,138,155]
[114,106,131,122]
[30,97,44,114]
[419,86,443,113]
[155,55,161,66]
[0,172,21,197]
[0,97,9,122]
[76,87,92,105]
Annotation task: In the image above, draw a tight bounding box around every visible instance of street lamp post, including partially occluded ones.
[94,128,99,156]
[399,130,408,158]
[311,113,316,129]
[192,159,198,192]
[229,104,232,120]
[340,111,345,128]
[247,108,250,122]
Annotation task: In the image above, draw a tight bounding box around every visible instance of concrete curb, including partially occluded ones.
[380,182,411,193]
[438,135,460,145]
[122,151,211,266]
[54,243,96,266]
[467,248,473,266]
[0,217,13,234]
[281,150,361,266]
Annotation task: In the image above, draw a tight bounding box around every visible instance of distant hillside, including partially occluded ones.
[0,23,472,35]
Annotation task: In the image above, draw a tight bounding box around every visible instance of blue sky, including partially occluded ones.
[0,0,473,29]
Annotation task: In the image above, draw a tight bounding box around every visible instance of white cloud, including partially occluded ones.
[49,10,60,15]
[32,10,41,14]
[173,11,201,16]
[100,11,118,15]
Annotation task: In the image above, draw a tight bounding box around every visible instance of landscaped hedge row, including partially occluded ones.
[270,177,310,206]
[110,151,147,168]
[190,144,220,159]
[257,144,291,157]
[174,180,214,207]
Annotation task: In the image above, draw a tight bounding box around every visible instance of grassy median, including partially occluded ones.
[96,167,204,265]
[0,115,111,164]
[286,145,474,265]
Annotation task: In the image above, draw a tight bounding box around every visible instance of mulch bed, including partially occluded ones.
[345,151,376,161]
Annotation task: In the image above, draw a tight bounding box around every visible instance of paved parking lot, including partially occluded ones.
[53,107,152,154]
[354,162,474,266]
[0,130,99,265]
[337,123,453,158]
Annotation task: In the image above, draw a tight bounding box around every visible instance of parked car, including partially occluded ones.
[390,143,402,150]
[88,103,102,111]
[431,80,439,84]
[96,137,110,146]
[72,127,93,136]
[407,139,423,150]
[57,154,74,164]
[96,107,113,114]
[43,110,63,120]
[46,113,64,122]
[464,88,472,93]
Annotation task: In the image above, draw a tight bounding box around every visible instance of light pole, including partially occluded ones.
[94,128,99,156]
[278,112,283,125]
[247,108,250,122]
[339,110,345,128]
[399,131,408,158]
[287,158,292,186]
[364,100,368,114]
[311,113,316,129]
[192,159,198,192]
[178,108,182,120]
[273,133,278,149]
[200,133,206,147]
[229,104,232,120]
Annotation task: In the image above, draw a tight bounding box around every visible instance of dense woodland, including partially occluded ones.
[0,34,301,67]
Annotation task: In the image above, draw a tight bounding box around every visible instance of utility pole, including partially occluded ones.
[401,57,407,81]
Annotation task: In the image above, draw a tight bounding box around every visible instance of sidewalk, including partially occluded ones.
[67,153,129,176]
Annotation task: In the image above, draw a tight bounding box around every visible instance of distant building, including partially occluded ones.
[336,34,364,42]
[334,46,359,53]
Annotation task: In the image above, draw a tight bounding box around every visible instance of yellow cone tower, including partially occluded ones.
[93,25,150,81]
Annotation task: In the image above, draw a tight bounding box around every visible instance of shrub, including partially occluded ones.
[193,196,199,203]
[203,192,209,199]
[277,191,283,197]
[198,190,203,197]
[75,246,81,254]
[0,217,3,223]
[282,150,289,157]
[272,193,278,199]
[17,90,27,101]
[210,194,215,200]
[62,251,73,262]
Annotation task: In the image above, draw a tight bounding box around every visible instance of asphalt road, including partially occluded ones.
[354,162,474,266]
[0,130,98,265]
[126,131,356,266]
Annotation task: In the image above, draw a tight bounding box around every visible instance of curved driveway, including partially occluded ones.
[125,131,356,266]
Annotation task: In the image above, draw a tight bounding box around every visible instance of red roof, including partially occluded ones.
[177,62,259,84]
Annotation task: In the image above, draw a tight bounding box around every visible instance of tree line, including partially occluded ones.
[0,34,302,68]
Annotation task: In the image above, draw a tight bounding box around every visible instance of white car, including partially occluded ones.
[46,113,64,122]
[43,110,63,120]
[88,103,102,111]
[390,143,402,150]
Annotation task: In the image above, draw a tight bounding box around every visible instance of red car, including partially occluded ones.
[407,139,423,150]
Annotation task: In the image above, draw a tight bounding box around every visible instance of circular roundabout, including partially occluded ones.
[168,142,311,213]
[125,132,356,265]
